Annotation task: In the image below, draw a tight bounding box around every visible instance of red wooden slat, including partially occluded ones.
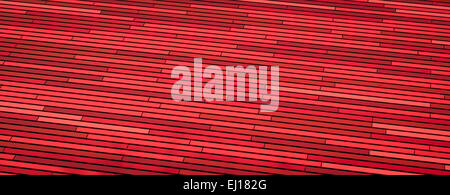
[0,0,449,175]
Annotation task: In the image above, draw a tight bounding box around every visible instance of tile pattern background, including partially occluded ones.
[0,0,450,175]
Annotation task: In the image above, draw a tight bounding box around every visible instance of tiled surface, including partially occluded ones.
[0,0,450,175]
